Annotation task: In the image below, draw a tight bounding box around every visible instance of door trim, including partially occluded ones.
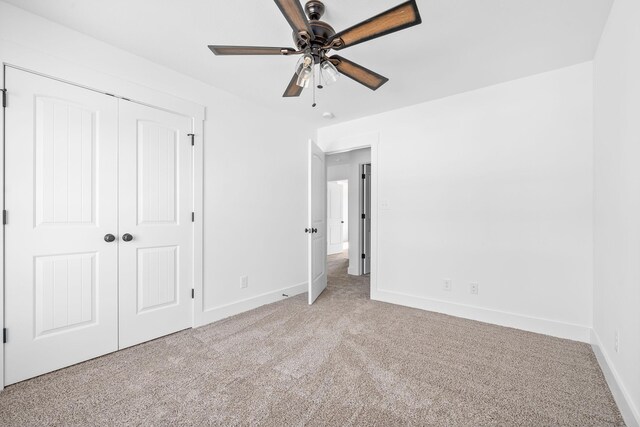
[0,59,205,389]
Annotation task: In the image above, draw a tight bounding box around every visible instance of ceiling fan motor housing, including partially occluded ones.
[294,1,335,61]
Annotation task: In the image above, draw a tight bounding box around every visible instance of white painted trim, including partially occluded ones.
[192,119,205,329]
[0,40,205,122]
[1,61,5,392]
[373,289,591,342]
[591,330,640,427]
[194,282,307,327]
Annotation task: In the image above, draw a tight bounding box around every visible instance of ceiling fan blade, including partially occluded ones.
[283,71,304,97]
[328,0,421,50]
[329,55,389,91]
[274,0,315,41]
[208,45,297,55]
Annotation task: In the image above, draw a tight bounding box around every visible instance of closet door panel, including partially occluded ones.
[118,101,193,349]
[4,69,119,385]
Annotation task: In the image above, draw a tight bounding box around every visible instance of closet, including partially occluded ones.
[3,68,194,384]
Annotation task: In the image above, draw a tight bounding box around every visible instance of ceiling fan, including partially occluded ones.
[208,0,422,104]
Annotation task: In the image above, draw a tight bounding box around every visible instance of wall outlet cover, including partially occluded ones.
[470,283,479,295]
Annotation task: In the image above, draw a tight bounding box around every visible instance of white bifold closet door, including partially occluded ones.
[4,68,193,385]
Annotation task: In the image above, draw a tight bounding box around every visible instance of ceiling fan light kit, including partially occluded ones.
[208,0,422,107]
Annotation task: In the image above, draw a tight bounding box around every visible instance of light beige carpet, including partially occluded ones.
[0,251,624,426]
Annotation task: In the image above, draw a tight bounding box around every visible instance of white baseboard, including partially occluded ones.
[591,330,640,427]
[195,282,307,327]
[373,289,591,342]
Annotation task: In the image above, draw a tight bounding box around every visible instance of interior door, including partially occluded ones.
[308,140,327,304]
[4,68,119,384]
[118,101,193,349]
[327,182,344,255]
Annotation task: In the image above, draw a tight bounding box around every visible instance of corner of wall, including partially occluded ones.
[591,330,640,427]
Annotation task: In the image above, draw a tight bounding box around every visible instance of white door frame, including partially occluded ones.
[0,43,205,390]
[321,133,379,302]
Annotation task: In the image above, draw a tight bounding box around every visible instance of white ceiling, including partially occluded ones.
[5,0,612,125]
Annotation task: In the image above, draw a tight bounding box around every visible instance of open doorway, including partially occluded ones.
[324,148,372,298]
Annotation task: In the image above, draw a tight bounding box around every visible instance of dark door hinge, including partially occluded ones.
[1,89,6,108]
[361,254,366,259]
[3,328,7,344]
[188,133,195,146]
[191,289,195,299]
[362,173,366,179]
[361,213,366,219]
[191,212,195,222]
[3,210,7,225]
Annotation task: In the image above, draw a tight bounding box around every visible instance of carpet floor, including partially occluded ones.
[0,251,624,426]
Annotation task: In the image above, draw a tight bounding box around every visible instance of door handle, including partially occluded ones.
[122,233,134,242]
[312,228,318,233]
[104,234,116,242]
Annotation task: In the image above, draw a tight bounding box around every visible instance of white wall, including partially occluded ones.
[0,2,312,338]
[319,63,594,341]
[593,0,640,423]
[326,148,371,274]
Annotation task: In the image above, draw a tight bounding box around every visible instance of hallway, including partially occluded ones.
[324,250,370,302]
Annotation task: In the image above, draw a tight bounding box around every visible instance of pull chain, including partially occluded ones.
[312,63,317,108]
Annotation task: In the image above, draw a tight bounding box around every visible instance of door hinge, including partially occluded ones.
[361,254,366,259]
[3,328,7,344]
[362,173,366,179]
[191,289,195,299]
[2,210,7,225]
[361,213,366,219]
[188,133,195,146]
[191,212,195,222]
[1,89,6,108]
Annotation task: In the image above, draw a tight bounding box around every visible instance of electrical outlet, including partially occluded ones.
[240,276,248,289]
[443,279,452,291]
[470,283,479,295]
[614,331,619,353]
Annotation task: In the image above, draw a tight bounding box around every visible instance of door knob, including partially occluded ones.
[122,233,133,242]
[104,234,116,242]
